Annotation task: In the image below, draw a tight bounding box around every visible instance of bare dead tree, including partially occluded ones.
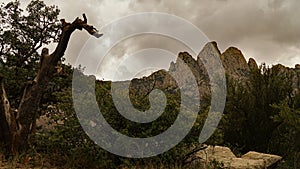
[0,14,102,154]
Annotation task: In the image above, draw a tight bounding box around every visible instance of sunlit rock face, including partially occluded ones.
[221,46,250,80]
[130,41,300,104]
[196,145,282,169]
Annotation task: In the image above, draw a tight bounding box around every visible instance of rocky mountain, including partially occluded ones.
[128,41,300,102]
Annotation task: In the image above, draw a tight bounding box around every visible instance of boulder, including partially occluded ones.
[196,145,282,169]
[197,145,236,162]
[229,158,265,169]
[242,151,282,168]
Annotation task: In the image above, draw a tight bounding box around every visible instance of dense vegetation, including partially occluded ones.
[222,65,300,168]
[4,62,298,169]
[0,1,299,169]
[25,63,299,169]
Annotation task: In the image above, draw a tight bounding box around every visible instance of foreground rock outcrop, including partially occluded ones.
[196,145,282,169]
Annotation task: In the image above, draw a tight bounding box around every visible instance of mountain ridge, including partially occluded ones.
[125,41,300,100]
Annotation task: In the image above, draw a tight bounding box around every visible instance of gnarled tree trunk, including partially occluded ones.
[0,14,101,154]
[0,75,15,153]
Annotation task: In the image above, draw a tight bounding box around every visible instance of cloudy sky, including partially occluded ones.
[3,0,300,80]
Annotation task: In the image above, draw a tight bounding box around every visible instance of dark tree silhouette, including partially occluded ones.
[0,0,101,154]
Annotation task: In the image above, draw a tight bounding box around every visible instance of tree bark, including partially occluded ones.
[0,75,12,152]
[0,75,19,153]
[0,14,101,153]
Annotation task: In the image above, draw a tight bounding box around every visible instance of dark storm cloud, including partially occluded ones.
[127,0,300,66]
[4,0,299,79]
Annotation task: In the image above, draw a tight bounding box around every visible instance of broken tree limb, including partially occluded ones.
[4,14,103,152]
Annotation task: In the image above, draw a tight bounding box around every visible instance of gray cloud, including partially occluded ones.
[4,0,299,79]
[96,34,193,80]
[127,0,300,67]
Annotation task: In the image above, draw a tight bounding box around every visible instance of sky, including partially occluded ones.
[2,0,300,80]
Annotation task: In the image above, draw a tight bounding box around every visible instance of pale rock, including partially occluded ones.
[242,151,282,168]
[196,145,282,169]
